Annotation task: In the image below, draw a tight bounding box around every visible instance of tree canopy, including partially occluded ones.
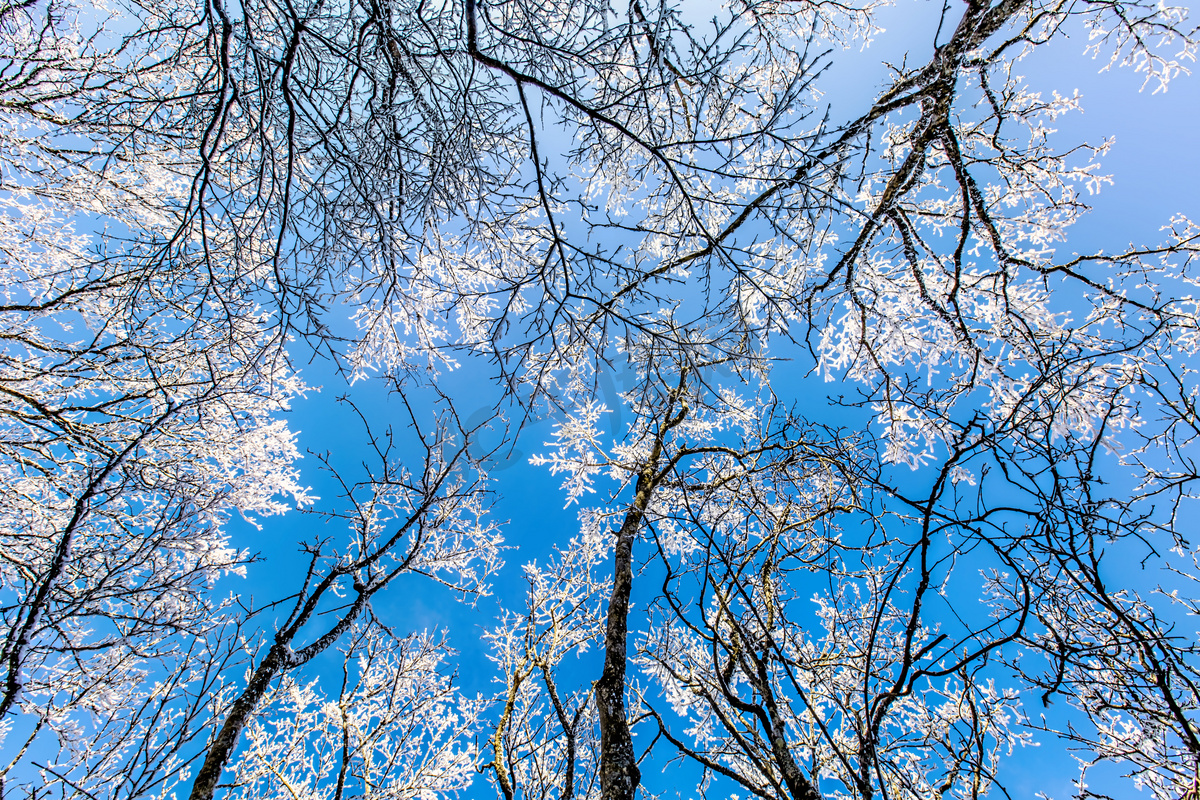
[1,0,1199,797]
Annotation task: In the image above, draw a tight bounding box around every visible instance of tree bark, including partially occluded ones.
[594,378,688,800]
[188,645,288,800]
[595,497,644,800]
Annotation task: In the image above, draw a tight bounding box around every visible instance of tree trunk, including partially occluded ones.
[595,382,687,800]
[188,646,287,800]
[595,502,642,800]
[596,454,671,800]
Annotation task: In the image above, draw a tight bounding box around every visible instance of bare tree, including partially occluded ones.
[185,396,499,800]
[3,0,1200,798]
[228,626,483,800]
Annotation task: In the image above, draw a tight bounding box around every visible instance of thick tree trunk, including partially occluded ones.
[188,646,287,800]
[595,504,643,800]
[595,381,687,800]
